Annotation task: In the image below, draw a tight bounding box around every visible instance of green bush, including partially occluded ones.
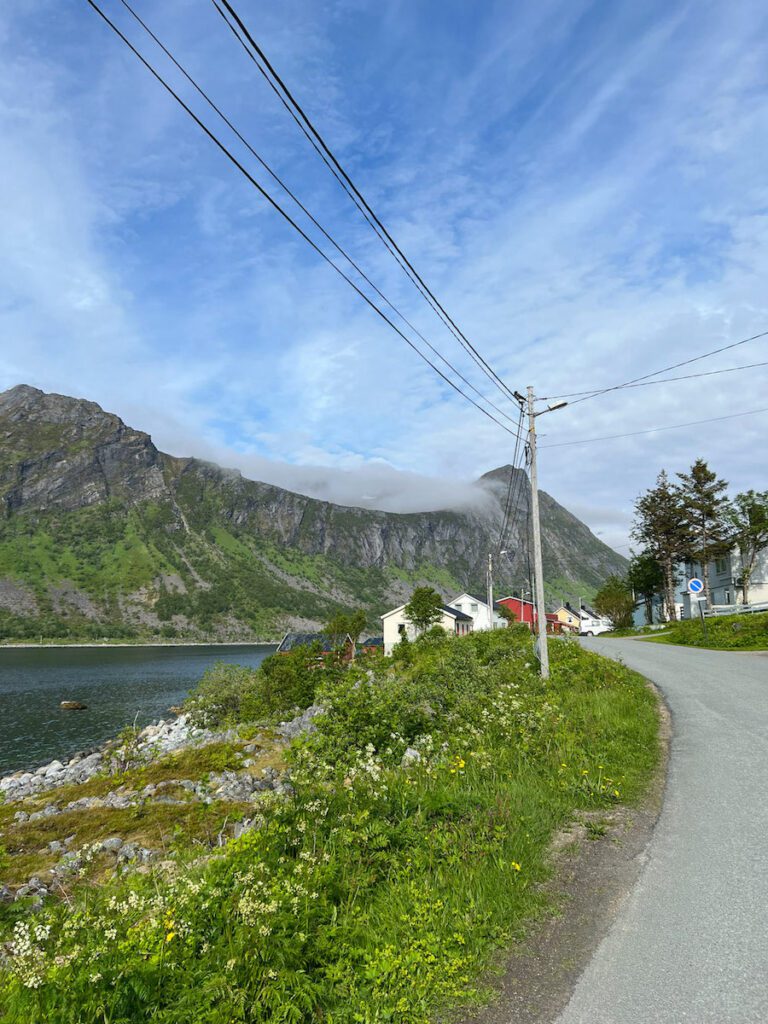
[184,645,341,727]
[1,630,659,1023]
[644,610,768,650]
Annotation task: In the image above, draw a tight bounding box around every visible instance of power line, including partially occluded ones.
[495,406,526,555]
[115,0,520,429]
[540,405,768,449]
[539,358,768,399]
[559,329,768,407]
[85,0,524,441]
[211,0,520,408]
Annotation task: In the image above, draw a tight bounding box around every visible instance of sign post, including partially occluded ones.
[687,578,707,644]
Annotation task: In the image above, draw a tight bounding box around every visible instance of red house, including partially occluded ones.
[497,596,536,628]
[497,597,561,633]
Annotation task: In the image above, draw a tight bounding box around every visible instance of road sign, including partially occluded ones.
[687,578,704,595]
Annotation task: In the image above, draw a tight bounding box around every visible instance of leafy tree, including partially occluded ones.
[325,608,368,643]
[676,458,730,606]
[632,471,690,621]
[497,604,517,626]
[626,550,664,625]
[725,490,768,604]
[347,609,368,644]
[594,575,635,629]
[404,587,444,635]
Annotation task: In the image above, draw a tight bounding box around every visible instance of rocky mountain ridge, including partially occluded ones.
[0,385,626,639]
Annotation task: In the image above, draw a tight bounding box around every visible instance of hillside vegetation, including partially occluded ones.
[0,385,625,642]
[642,611,768,650]
[1,628,659,1023]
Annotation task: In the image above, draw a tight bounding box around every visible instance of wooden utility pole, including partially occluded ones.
[487,551,494,631]
[526,386,550,679]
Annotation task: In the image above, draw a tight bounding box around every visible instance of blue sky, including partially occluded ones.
[1,0,767,551]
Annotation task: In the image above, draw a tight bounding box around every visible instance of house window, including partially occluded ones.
[724,589,731,604]
[470,603,478,613]
[398,623,405,636]
[715,557,728,574]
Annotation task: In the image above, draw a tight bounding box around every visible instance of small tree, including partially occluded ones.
[324,608,369,659]
[725,490,768,604]
[626,550,664,625]
[347,609,368,644]
[676,458,730,606]
[497,605,517,627]
[404,587,444,636]
[632,471,690,621]
[594,575,635,629]
[324,612,351,649]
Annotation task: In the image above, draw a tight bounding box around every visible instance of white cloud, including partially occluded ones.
[1,0,767,555]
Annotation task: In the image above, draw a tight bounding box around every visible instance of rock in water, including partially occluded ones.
[60,700,88,710]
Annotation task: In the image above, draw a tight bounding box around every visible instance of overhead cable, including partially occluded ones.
[539,358,768,399]
[211,0,521,408]
[85,0,524,441]
[558,329,768,407]
[116,0,520,429]
[540,405,768,449]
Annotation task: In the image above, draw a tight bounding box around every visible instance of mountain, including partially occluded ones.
[0,385,626,641]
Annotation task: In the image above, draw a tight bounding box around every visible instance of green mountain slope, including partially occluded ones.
[0,385,626,641]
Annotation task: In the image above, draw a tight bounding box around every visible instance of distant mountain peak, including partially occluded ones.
[0,385,626,639]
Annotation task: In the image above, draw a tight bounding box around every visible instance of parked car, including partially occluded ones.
[579,615,613,636]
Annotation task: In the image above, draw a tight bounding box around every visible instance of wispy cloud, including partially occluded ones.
[1,0,767,548]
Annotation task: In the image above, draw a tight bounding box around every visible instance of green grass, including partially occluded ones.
[639,610,768,650]
[0,628,659,1023]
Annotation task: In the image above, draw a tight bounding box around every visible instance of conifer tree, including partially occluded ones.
[725,490,768,604]
[676,459,730,606]
[632,471,690,621]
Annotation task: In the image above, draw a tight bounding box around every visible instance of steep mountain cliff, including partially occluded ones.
[0,385,626,640]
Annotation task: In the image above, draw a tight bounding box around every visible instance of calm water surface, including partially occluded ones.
[0,644,276,776]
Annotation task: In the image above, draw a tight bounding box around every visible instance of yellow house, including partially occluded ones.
[553,605,581,632]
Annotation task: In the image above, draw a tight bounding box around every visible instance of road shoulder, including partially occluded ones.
[461,679,671,1024]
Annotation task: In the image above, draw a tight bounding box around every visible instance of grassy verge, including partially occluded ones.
[0,628,659,1023]
[639,610,768,650]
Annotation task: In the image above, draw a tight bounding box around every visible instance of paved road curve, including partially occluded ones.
[556,638,768,1024]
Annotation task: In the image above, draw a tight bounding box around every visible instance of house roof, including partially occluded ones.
[449,593,506,612]
[497,595,535,606]
[381,603,473,623]
[276,632,351,653]
[442,604,473,622]
[361,636,384,647]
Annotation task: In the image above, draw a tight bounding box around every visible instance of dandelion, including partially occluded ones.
[511,862,522,871]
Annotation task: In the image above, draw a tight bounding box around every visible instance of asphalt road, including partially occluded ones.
[556,637,768,1024]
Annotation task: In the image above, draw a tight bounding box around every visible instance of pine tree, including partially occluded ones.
[676,459,730,606]
[725,490,768,604]
[632,471,690,621]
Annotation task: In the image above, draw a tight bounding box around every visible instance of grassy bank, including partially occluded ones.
[1,628,659,1023]
[640,610,768,650]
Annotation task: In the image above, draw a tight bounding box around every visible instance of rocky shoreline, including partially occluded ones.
[0,708,321,909]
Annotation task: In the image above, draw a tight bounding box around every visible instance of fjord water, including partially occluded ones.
[0,644,276,776]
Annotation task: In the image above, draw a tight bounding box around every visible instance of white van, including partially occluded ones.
[578,614,613,637]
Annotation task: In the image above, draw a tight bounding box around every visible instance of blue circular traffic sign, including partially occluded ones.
[688,577,704,594]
